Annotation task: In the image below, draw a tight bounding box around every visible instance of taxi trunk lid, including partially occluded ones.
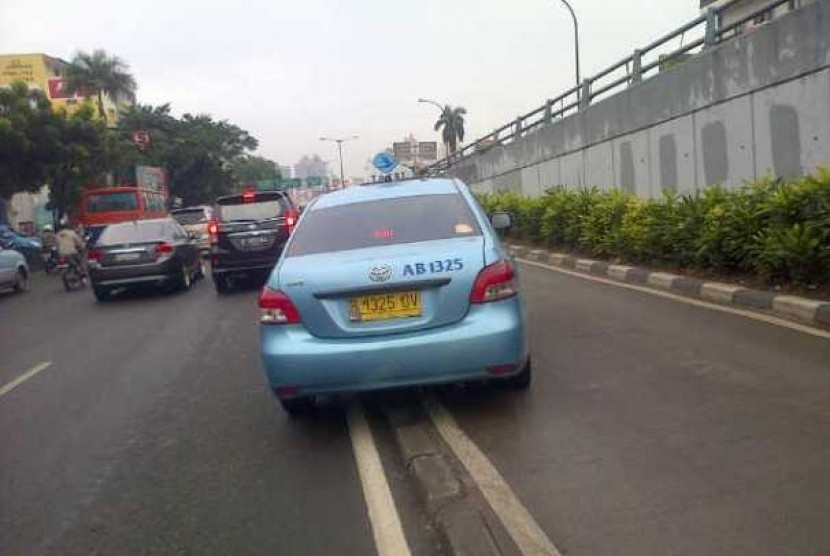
[278,237,484,339]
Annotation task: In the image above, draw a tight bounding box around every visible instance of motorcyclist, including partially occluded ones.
[41,225,59,273]
[56,225,87,278]
[41,225,57,251]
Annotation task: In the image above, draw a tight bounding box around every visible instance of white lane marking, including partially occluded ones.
[0,361,53,398]
[519,259,830,340]
[347,401,413,556]
[422,394,563,556]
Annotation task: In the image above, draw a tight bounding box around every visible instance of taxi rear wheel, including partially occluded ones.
[498,359,531,390]
[280,397,316,416]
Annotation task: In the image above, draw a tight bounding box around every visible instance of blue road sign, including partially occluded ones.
[372,152,399,174]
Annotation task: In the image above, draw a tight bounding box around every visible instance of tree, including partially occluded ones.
[0,81,64,201]
[230,155,281,186]
[47,104,113,224]
[116,104,259,205]
[63,49,137,124]
[434,105,467,154]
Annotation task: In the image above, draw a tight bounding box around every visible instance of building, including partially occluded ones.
[700,0,813,31]
[279,165,296,179]
[0,53,131,125]
[4,186,51,233]
[293,155,329,180]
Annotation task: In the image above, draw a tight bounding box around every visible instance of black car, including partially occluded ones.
[88,218,204,301]
[210,190,298,293]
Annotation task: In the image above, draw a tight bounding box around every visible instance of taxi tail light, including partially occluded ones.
[470,260,517,304]
[486,364,517,376]
[87,249,102,264]
[284,209,299,234]
[259,287,302,324]
[273,385,301,399]
[207,219,219,244]
[154,242,174,260]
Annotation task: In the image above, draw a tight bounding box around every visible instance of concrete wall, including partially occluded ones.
[447,0,830,197]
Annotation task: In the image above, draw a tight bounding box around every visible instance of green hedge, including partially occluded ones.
[477,169,830,285]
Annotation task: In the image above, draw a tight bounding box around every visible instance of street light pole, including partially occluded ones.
[557,0,581,93]
[320,135,358,188]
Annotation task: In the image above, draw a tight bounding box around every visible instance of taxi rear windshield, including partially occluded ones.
[287,194,481,257]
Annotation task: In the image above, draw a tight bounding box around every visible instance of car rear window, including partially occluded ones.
[287,194,481,257]
[216,196,286,222]
[172,209,206,225]
[97,221,169,245]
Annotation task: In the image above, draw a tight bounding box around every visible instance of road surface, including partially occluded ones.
[1,262,827,556]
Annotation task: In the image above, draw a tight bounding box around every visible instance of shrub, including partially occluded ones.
[474,168,830,286]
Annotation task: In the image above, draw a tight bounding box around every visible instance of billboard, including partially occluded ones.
[393,141,438,162]
[0,54,47,88]
[418,142,438,161]
[136,166,169,196]
[393,142,413,160]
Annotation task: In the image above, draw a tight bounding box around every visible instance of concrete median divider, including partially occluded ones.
[383,399,515,556]
[505,242,830,329]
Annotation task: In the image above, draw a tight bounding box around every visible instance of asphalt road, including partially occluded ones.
[1,262,828,556]
[440,262,830,556]
[0,276,380,556]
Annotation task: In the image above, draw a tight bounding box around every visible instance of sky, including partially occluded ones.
[1,0,701,179]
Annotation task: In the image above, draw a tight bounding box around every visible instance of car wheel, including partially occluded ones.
[179,263,192,291]
[93,286,110,302]
[13,268,29,293]
[279,397,316,416]
[214,276,230,294]
[498,359,532,390]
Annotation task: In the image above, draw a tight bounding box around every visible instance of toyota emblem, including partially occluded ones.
[369,264,393,282]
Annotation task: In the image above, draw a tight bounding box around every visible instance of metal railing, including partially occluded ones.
[430,0,802,174]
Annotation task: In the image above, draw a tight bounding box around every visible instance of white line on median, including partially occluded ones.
[519,259,830,340]
[422,394,563,556]
[0,361,53,398]
[347,401,413,556]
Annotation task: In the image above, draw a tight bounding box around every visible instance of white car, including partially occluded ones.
[0,244,29,293]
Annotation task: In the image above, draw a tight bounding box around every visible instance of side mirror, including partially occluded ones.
[490,212,513,230]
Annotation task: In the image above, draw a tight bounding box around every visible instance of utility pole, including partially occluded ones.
[557,0,581,94]
[320,135,359,188]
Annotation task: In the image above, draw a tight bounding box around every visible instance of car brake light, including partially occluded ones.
[242,191,256,203]
[208,220,219,244]
[87,249,102,264]
[284,209,299,234]
[470,260,518,304]
[154,242,174,258]
[259,287,302,324]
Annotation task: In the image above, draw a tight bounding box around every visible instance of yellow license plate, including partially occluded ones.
[349,291,422,322]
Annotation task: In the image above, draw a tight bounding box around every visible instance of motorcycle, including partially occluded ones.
[57,255,87,292]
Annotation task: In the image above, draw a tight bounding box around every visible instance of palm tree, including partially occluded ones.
[434,105,467,154]
[64,49,136,125]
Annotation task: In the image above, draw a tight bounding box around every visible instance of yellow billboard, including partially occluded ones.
[0,53,48,89]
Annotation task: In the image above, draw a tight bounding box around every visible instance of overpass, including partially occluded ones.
[437,0,830,197]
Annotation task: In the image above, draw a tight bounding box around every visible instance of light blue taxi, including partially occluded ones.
[259,178,529,414]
